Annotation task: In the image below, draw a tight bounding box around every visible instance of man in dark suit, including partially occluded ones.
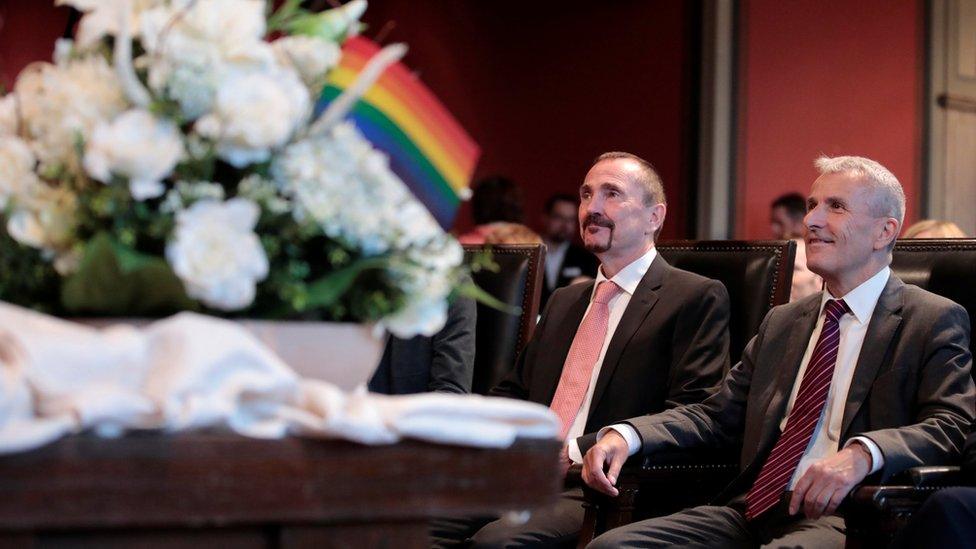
[368,291,476,395]
[431,151,731,547]
[539,193,599,309]
[583,155,976,548]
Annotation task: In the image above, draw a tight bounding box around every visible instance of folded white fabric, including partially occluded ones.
[0,302,559,455]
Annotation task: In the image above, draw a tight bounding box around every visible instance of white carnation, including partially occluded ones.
[195,69,310,167]
[166,198,269,311]
[14,56,127,171]
[272,36,341,88]
[382,294,448,339]
[84,110,184,200]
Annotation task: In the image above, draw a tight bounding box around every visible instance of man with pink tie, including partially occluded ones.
[430,151,731,547]
[583,155,975,548]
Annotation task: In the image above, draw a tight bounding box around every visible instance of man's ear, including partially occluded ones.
[649,203,667,236]
[875,217,900,251]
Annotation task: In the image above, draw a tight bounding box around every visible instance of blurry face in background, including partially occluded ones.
[544,200,577,244]
[579,158,658,260]
[770,206,804,239]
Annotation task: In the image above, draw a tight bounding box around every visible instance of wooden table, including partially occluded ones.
[0,433,561,548]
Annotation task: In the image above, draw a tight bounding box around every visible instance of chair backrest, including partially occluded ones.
[892,238,976,360]
[463,244,546,395]
[656,240,796,363]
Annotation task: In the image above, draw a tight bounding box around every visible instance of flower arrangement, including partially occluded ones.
[0,0,483,338]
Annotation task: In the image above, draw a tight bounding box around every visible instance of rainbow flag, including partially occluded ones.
[316,36,481,229]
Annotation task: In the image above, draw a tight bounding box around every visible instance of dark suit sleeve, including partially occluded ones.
[426,293,477,394]
[574,278,732,456]
[858,303,975,479]
[624,307,773,456]
[664,278,731,408]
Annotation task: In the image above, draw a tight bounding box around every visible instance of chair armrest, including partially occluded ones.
[908,465,966,488]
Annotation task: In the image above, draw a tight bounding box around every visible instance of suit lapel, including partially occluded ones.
[586,255,666,416]
[753,296,822,455]
[840,276,904,439]
[540,282,594,404]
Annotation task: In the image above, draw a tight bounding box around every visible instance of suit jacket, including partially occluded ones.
[491,253,731,454]
[368,294,476,395]
[540,243,599,309]
[625,275,976,502]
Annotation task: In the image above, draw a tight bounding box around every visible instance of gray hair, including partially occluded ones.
[814,155,905,226]
[593,151,667,206]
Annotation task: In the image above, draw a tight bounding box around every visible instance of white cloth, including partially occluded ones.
[545,241,570,289]
[565,246,657,463]
[0,302,559,455]
[604,266,890,478]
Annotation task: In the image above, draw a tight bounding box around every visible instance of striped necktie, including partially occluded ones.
[745,298,851,520]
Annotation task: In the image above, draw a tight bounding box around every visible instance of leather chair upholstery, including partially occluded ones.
[576,240,796,545]
[464,244,546,395]
[845,238,976,547]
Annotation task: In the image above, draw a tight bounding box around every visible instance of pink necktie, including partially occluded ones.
[745,298,851,520]
[550,280,623,439]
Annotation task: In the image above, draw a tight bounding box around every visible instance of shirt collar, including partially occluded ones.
[593,247,658,297]
[821,266,891,324]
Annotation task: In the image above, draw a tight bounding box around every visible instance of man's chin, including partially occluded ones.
[583,240,610,254]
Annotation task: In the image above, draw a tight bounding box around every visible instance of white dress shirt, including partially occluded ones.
[545,241,570,289]
[604,266,891,480]
[565,246,658,463]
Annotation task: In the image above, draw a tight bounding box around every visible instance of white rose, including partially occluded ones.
[166,198,269,311]
[14,56,127,171]
[195,69,310,167]
[272,36,341,89]
[0,136,40,210]
[84,110,184,200]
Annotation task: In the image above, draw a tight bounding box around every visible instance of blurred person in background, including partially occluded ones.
[539,193,598,309]
[771,192,822,301]
[903,219,967,238]
[458,176,525,244]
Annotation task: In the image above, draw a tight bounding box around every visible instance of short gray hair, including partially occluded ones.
[593,151,667,206]
[814,155,905,226]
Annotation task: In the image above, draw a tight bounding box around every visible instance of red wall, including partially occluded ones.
[0,2,70,90]
[362,1,699,238]
[736,0,924,238]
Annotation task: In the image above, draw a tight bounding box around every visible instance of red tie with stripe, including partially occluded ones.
[549,280,623,439]
[745,298,851,520]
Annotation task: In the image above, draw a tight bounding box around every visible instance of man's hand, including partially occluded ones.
[582,430,629,496]
[789,443,873,519]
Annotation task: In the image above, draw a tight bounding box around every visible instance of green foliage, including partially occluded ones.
[61,233,196,316]
[0,228,62,314]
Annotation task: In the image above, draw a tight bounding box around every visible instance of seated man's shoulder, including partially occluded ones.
[900,283,969,322]
[664,266,727,297]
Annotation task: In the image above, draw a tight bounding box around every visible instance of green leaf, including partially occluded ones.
[61,233,197,316]
[457,279,521,315]
[305,256,388,309]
